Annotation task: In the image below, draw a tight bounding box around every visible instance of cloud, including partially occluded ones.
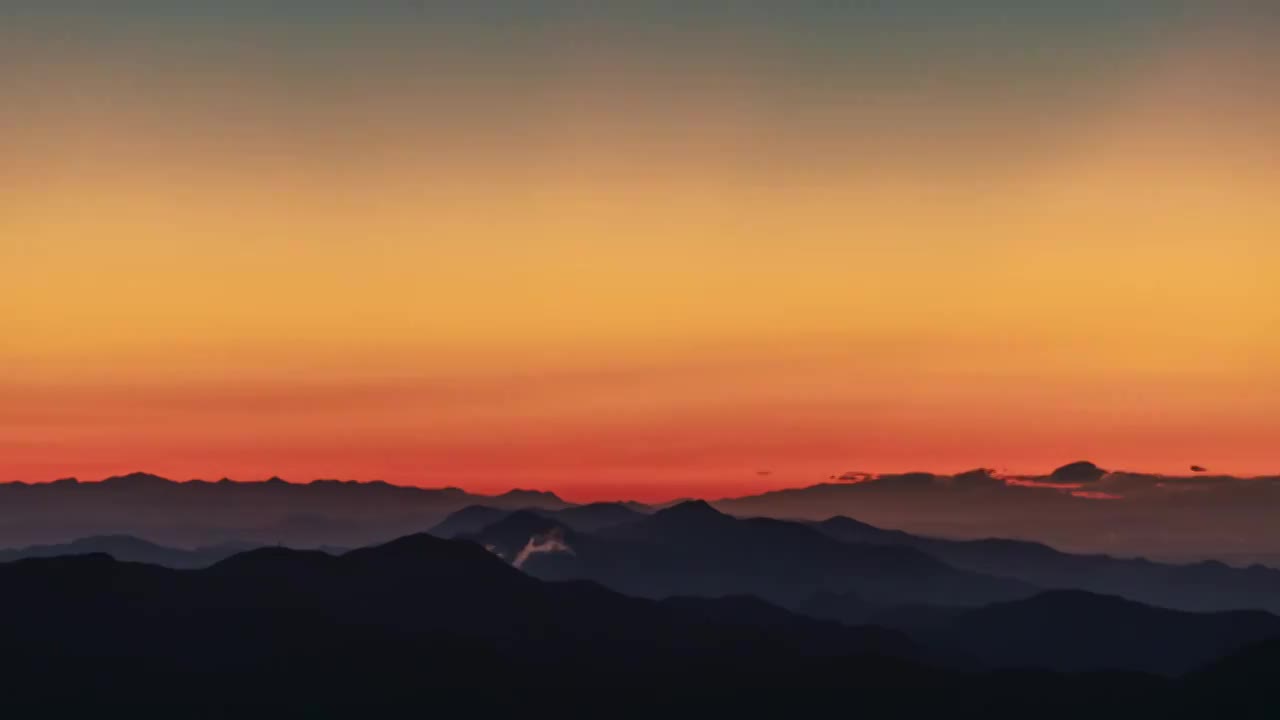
[719,465,1280,562]
[1070,490,1123,501]
[512,527,574,569]
[951,468,1005,488]
[1048,461,1108,484]
[885,472,940,486]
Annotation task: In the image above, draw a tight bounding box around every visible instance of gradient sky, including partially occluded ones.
[4,3,1278,501]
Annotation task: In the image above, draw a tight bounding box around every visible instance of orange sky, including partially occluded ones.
[3,6,1278,501]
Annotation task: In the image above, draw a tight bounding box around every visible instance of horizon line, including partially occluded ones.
[8,462,1278,506]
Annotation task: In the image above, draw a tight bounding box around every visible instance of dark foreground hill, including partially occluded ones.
[0,533,914,683]
[806,589,1280,675]
[0,535,1277,717]
[0,537,993,715]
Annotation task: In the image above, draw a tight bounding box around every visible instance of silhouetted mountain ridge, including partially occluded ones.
[11,470,1280,616]
[927,590,1280,675]
[2,529,1279,714]
[0,472,573,549]
[814,514,1280,613]
[0,535,249,569]
[0,531,918,673]
[459,502,1033,608]
[102,471,171,486]
[714,462,1280,564]
[430,502,646,539]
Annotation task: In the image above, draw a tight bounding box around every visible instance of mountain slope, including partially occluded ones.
[815,515,1280,613]
[909,590,1280,675]
[0,535,250,569]
[430,502,646,539]
[462,501,1034,608]
[1,532,1275,714]
[0,532,918,677]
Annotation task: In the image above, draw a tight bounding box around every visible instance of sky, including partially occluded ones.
[3,2,1278,501]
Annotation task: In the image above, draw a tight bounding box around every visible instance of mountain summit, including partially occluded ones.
[651,499,728,521]
[101,472,171,486]
[1049,461,1108,484]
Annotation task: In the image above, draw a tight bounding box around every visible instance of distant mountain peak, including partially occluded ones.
[496,488,563,501]
[1050,461,1107,484]
[953,468,1002,485]
[654,499,727,520]
[489,489,569,510]
[102,472,171,486]
[484,509,568,535]
[344,532,527,582]
[820,515,879,530]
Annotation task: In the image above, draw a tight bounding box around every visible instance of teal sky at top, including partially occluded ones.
[2,2,1209,48]
[5,2,1272,183]
[4,2,1224,108]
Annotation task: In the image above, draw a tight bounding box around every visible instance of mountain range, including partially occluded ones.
[0,472,570,549]
[714,464,1280,564]
[813,515,1280,614]
[8,471,1280,615]
[0,533,925,705]
[0,535,256,569]
[457,501,1031,608]
[7,466,1280,566]
[2,528,1277,715]
[3,476,1279,712]
[432,499,1280,615]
